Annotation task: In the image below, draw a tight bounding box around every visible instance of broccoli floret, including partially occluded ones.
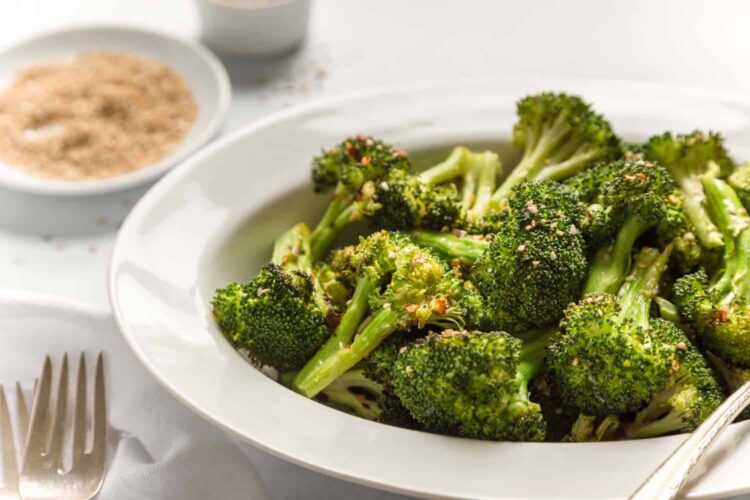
[309,135,411,259]
[361,331,423,428]
[642,131,735,249]
[413,180,588,332]
[491,92,620,205]
[213,263,333,372]
[391,328,554,441]
[574,159,701,295]
[548,247,676,415]
[728,162,750,211]
[624,322,724,438]
[292,232,471,397]
[372,147,502,232]
[673,175,750,367]
[212,223,338,372]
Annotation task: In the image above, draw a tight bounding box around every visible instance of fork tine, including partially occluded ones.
[89,353,107,468]
[24,357,52,457]
[46,354,69,466]
[0,385,18,492]
[72,353,87,460]
[15,382,29,453]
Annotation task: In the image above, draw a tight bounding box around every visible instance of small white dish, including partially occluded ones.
[0,25,230,235]
[196,0,311,56]
[0,25,231,197]
[110,78,750,499]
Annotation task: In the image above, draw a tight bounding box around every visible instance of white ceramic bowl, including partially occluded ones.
[196,0,311,56]
[0,26,230,235]
[110,78,750,499]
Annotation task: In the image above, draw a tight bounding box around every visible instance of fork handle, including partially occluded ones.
[630,380,750,500]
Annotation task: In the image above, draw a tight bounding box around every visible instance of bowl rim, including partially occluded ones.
[0,24,231,198]
[110,76,750,499]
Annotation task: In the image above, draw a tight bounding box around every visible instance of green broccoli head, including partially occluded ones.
[213,264,333,372]
[212,283,248,343]
[674,270,750,367]
[293,235,473,398]
[643,130,734,179]
[625,320,724,438]
[728,162,750,210]
[361,331,423,428]
[672,176,750,367]
[492,92,621,204]
[548,294,673,414]
[642,131,735,249]
[371,169,461,231]
[307,136,411,260]
[570,159,702,274]
[470,180,588,331]
[392,330,546,441]
[312,135,411,193]
[331,230,412,287]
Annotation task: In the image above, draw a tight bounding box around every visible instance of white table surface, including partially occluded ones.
[2,1,750,498]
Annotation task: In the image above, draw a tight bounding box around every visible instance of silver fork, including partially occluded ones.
[0,383,33,500]
[631,380,750,499]
[19,353,107,500]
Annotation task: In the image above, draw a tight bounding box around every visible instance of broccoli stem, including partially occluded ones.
[418,147,468,186]
[625,374,685,439]
[677,176,724,249]
[272,223,312,270]
[702,176,750,301]
[627,411,686,439]
[293,276,374,388]
[308,185,353,261]
[464,152,501,218]
[516,327,556,397]
[534,146,600,182]
[583,215,649,295]
[293,308,403,397]
[320,367,384,420]
[492,115,572,204]
[617,246,672,329]
[655,297,682,324]
[410,231,489,263]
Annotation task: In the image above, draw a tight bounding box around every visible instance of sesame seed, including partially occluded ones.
[517,244,526,252]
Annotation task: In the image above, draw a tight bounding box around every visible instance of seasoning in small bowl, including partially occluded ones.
[0,51,198,181]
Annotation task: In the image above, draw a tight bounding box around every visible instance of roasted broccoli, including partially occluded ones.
[642,131,735,249]
[211,93,750,443]
[372,147,502,232]
[571,159,700,295]
[673,175,750,367]
[548,247,676,415]
[292,231,470,397]
[212,223,337,371]
[624,323,723,438]
[309,135,411,259]
[391,328,554,441]
[491,92,620,205]
[413,180,588,331]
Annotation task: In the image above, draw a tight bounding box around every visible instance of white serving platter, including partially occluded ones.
[110,77,750,499]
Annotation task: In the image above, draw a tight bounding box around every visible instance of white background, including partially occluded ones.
[1,1,749,498]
